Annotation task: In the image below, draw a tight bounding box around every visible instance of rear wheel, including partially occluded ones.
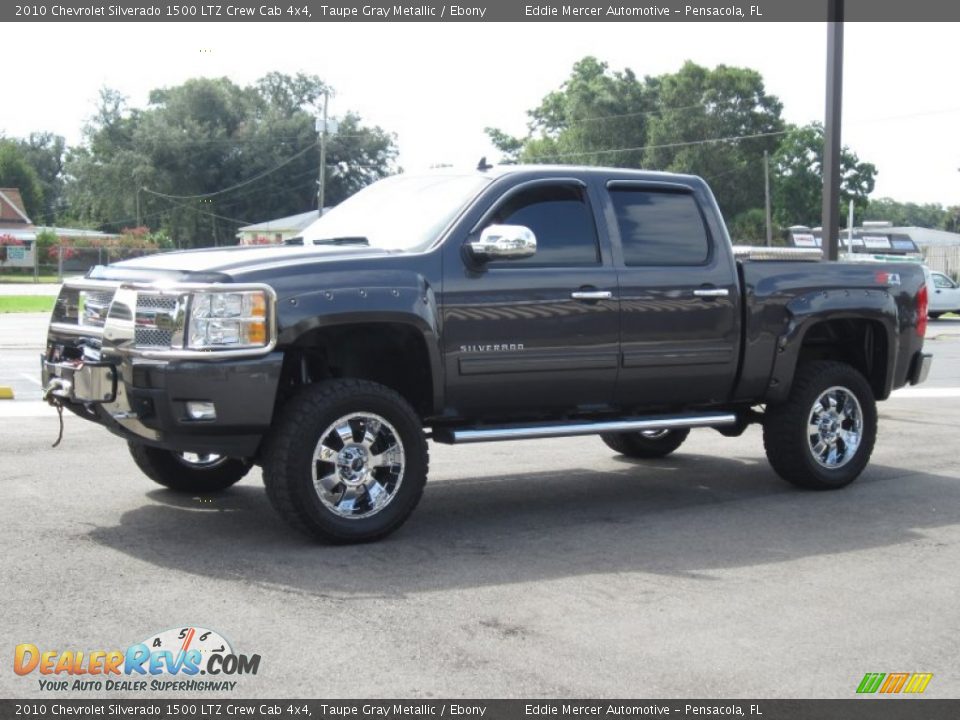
[262,379,428,544]
[127,442,251,492]
[762,361,877,490]
[601,428,690,459]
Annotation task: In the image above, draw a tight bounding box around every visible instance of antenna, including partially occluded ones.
[477,156,492,171]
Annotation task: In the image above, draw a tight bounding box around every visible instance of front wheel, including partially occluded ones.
[601,428,690,459]
[262,379,428,544]
[127,442,251,492]
[762,361,877,490]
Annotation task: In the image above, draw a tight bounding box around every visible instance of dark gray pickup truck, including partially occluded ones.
[42,166,932,543]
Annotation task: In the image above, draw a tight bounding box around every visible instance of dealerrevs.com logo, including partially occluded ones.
[14,626,261,692]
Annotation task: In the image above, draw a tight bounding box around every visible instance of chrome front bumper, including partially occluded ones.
[42,359,117,404]
[44,277,281,448]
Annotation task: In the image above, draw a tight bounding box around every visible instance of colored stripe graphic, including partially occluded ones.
[857,672,933,694]
[857,673,885,694]
[903,673,934,694]
[880,673,910,693]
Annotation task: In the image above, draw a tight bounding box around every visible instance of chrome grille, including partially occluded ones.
[135,326,174,347]
[135,294,180,348]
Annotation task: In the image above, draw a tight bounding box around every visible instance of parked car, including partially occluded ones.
[42,166,932,543]
[924,266,960,318]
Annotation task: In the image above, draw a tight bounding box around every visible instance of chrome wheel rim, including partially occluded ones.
[640,429,671,439]
[807,386,863,469]
[176,452,226,469]
[311,412,405,520]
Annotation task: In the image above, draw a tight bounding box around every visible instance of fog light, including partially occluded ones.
[186,401,216,421]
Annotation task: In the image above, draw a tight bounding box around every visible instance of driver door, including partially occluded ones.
[440,180,620,419]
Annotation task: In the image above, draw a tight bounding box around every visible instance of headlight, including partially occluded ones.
[187,290,270,350]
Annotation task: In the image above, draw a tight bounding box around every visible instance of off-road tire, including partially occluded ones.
[262,379,428,544]
[128,442,251,492]
[762,360,877,490]
[601,428,690,459]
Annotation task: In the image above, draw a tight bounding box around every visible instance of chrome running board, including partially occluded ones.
[433,412,737,444]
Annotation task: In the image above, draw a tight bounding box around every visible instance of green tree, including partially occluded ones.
[486,56,659,167]
[487,58,784,221]
[65,75,397,247]
[0,140,44,220]
[11,133,66,225]
[944,206,960,233]
[728,208,780,244]
[644,61,784,220]
[771,123,876,228]
[862,197,946,228]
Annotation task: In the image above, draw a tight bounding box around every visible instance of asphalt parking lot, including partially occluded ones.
[2,308,960,699]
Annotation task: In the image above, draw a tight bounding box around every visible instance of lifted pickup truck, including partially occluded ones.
[42,166,932,543]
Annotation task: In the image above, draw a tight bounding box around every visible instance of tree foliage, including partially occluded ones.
[645,62,784,220]
[771,123,876,228]
[65,74,398,247]
[487,58,784,220]
[488,57,659,168]
[862,197,951,229]
[8,133,66,225]
[0,140,45,220]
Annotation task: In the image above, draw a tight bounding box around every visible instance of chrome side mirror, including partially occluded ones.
[468,224,537,261]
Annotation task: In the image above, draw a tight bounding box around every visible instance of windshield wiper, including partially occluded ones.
[312,237,370,246]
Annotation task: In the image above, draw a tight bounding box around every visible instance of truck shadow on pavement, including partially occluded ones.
[85,452,960,597]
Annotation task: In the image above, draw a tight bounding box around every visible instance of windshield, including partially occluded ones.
[300,173,492,252]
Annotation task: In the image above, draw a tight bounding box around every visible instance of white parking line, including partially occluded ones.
[19,373,42,386]
[0,402,63,418]
[891,386,960,399]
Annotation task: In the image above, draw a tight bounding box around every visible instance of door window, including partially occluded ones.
[610,189,710,266]
[487,184,600,267]
[933,273,956,289]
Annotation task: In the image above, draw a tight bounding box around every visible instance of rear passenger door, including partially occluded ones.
[603,181,741,408]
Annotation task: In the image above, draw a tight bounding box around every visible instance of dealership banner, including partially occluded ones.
[2,700,960,719]
[5,0,960,22]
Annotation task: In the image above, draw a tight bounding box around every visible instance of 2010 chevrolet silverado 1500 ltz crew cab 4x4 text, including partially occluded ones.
[42,166,933,543]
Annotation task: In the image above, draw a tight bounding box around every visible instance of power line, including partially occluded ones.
[125,131,375,147]
[525,129,789,162]
[546,102,708,125]
[150,194,252,225]
[141,142,318,200]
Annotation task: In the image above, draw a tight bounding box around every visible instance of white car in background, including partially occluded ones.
[925,266,960,318]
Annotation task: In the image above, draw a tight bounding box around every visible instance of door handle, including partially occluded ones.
[571,290,614,300]
[693,288,730,298]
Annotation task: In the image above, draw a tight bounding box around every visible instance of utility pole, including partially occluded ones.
[847,198,854,254]
[822,0,844,261]
[317,90,329,217]
[136,187,142,227]
[764,150,773,247]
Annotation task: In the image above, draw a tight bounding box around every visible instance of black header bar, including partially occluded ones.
[5,0,960,22]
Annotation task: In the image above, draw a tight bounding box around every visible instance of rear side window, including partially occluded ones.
[933,273,955,289]
[488,184,600,267]
[610,189,710,266]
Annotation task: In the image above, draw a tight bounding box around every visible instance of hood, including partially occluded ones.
[88,243,391,283]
